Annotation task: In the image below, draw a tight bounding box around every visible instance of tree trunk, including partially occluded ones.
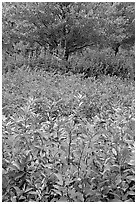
[64,48,69,61]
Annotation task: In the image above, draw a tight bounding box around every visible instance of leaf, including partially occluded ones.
[25,187,35,193]
[127,191,135,195]
[126,175,135,181]
[2,168,7,174]
[126,152,135,166]
[50,198,58,202]
[121,147,131,161]
[90,133,101,143]
[52,188,62,196]
[58,196,68,202]
[11,196,17,202]
[54,173,63,186]
[102,163,111,175]
[28,191,39,195]
[18,195,26,201]
[74,192,84,202]
[12,186,23,196]
[14,171,26,180]
[127,159,135,166]
[128,119,135,132]
[60,145,67,152]
[110,198,122,202]
[115,174,122,185]
[35,182,42,189]
[124,198,133,202]
[86,122,95,133]
[112,148,117,156]
[110,164,120,172]
[68,188,76,198]
[2,175,9,189]
[43,164,53,169]
[9,161,20,171]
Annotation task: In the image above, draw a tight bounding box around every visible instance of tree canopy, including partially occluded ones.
[2,2,135,60]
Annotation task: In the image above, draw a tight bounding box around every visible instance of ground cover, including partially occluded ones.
[2,69,135,202]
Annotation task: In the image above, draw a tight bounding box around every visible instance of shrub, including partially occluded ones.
[69,48,135,80]
[2,70,135,201]
[3,44,135,81]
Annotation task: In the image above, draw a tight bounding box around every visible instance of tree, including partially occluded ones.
[96,2,135,55]
[2,2,104,60]
[2,2,135,60]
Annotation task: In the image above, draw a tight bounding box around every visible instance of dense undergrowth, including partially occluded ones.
[2,67,135,202]
[3,45,135,81]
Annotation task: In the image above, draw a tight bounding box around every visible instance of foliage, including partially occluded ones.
[2,2,135,79]
[2,2,134,61]
[69,47,135,80]
[2,70,135,202]
[2,2,135,202]
[2,44,135,81]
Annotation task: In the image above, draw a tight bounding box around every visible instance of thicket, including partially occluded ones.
[2,2,135,79]
[2,69,135,202]
[2,45,135,80]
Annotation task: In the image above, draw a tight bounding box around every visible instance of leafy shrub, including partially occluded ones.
[69,48,135,80]
[3,43,135,81]
[2,44,70,74]
[2,70,135,202]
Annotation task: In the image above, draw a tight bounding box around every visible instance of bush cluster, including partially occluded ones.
[3,44,135,80]
[69,48,135,80]
[2,70,135,202]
